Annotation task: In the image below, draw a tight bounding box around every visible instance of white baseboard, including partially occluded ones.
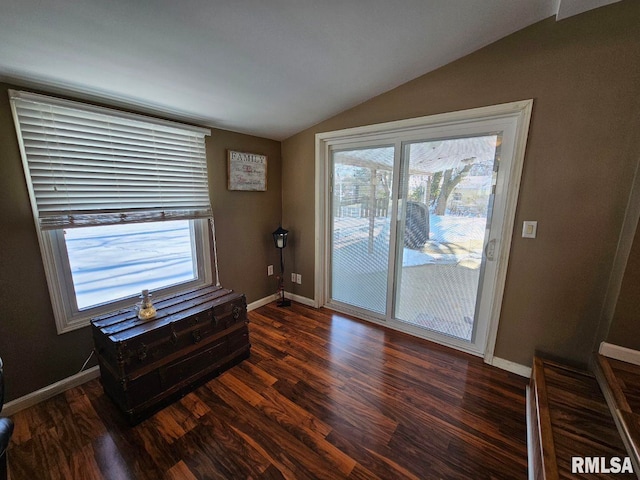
[248,292,315,310]
[4,292,310,417]
[491,356,532,378]
[599,341,640,366]
[284,292,316,307]
[247,293,280,311]
[3,365,100,417]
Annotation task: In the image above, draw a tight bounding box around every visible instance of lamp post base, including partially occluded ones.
[277,298,291,307]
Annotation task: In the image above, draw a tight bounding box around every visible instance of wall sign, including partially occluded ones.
[227,150,267,191]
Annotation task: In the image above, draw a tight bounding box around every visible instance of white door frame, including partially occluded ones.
[314,100,533,363]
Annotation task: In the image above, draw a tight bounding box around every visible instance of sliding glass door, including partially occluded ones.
[330,146,394,315]
[394,136,500,343]
[322,101,532,356]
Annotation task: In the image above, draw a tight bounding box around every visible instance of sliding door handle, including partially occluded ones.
[484,238,497,261]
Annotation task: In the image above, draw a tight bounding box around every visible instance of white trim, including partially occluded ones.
[3,293,300,416]
[316,101,533,141]
[490,356,532,378]
[525,385,535,480]
[284,292,317,307]
[599,342,640,366]
[2,300,529,418]
[3,366,100,417]
[247,293,317,310]
[247,293,280,311]
[46,219,213,335]
[314,136,326,309]
[482,99,533,363]
[315,100,533,359]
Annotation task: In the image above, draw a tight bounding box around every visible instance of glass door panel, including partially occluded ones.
[322,102,532,356]
[394,135,500,341]
[330,146,394,315]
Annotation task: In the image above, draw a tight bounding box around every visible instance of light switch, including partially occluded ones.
[522,221,537,239]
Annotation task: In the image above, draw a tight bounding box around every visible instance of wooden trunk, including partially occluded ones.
[91,285,249,424]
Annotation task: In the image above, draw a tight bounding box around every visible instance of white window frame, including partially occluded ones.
[41,219,213,333]
[10,90,215,334]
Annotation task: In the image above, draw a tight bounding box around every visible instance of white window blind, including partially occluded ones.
[10,90,212,229]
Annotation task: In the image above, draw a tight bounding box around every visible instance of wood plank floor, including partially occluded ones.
[609,357,640,413]
[541,359,634,479]
[7,302,529,479]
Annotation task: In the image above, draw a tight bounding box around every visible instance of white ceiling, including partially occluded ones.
[0,0,619,140]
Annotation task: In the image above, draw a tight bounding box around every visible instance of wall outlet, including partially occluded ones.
[291,272,296,282]
[296,273,302,284]
[267,265,274,276]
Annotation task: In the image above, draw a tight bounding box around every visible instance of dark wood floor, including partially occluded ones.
[539,359,634,479]
[8,302,529,479]
[609,357,640,413]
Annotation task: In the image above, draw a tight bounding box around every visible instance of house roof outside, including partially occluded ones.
[335,136,498,174]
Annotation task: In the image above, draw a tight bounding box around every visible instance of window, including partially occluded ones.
[10,90,214,333]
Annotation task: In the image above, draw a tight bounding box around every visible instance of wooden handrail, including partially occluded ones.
[529,357,559,480]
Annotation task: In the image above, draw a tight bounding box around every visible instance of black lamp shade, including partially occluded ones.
[272,226,289,249]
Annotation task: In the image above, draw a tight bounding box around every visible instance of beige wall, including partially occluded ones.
[206,130,283,302]
[282,1,640,367]
[0,82,281,401]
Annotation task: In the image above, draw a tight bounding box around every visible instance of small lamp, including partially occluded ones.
[272,226,291,307]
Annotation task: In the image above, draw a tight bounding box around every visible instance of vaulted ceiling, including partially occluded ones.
[0,0,620,140]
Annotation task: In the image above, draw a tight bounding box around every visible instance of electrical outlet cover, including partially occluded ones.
[522,221,537,238]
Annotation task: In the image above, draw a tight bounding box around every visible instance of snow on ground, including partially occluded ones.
[332,212,488,340]
[65,220,195,310]
[333,213,487,269]
[402,214,486,267]
[65,212,487,325]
